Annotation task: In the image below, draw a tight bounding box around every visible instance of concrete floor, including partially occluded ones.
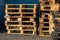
[0,33,53,40]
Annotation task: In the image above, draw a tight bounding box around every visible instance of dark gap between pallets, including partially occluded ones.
[22,18,30,21]
[41,11,50,13]
[43,0,49,1]
[7,22,20,25]
[21,9,33,12]
[43,32,50,35]
[10,18,18,21]
[22,14,34,17]
[8,9,19,12]
[10,30,21,33]
[8,5,20,8]
[22,5,34,8]
[23,31,33,34]
[44,2,50,5]
[44,7,50,9]
[22,27,34,29]
[44,19,49,22]
[44,23,49,26]
[42,28,49,30]
[8,14,20,17]
[57,33,60,36]
[22,22,33,25]
[8,26,20,29]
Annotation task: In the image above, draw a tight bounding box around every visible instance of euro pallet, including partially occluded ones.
[5,13,36,18]
[7,29,36,35]
[6,26,36,30]
[6,8,36,13]
[5,17,35,22]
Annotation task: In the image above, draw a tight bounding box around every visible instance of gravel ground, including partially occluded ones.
[0,33,53,40]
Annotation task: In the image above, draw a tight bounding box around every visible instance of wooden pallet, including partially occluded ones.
[7,29,36,35]
[5,21,36,26]
[5,4,37,15]
[6,8,36,14]
[5,14,36,18]
[5,17,35,22]
[6,25,36,30]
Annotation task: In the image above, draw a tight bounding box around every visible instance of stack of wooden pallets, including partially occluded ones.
[53,2,60,38]
[5,4,22,34]
[39,0,54,36]
[5,4,37,35]
[20,4,37,35]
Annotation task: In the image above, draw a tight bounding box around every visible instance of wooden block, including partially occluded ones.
[41,6,44,10]
[51,4,59,11]
[50,0,55,4]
